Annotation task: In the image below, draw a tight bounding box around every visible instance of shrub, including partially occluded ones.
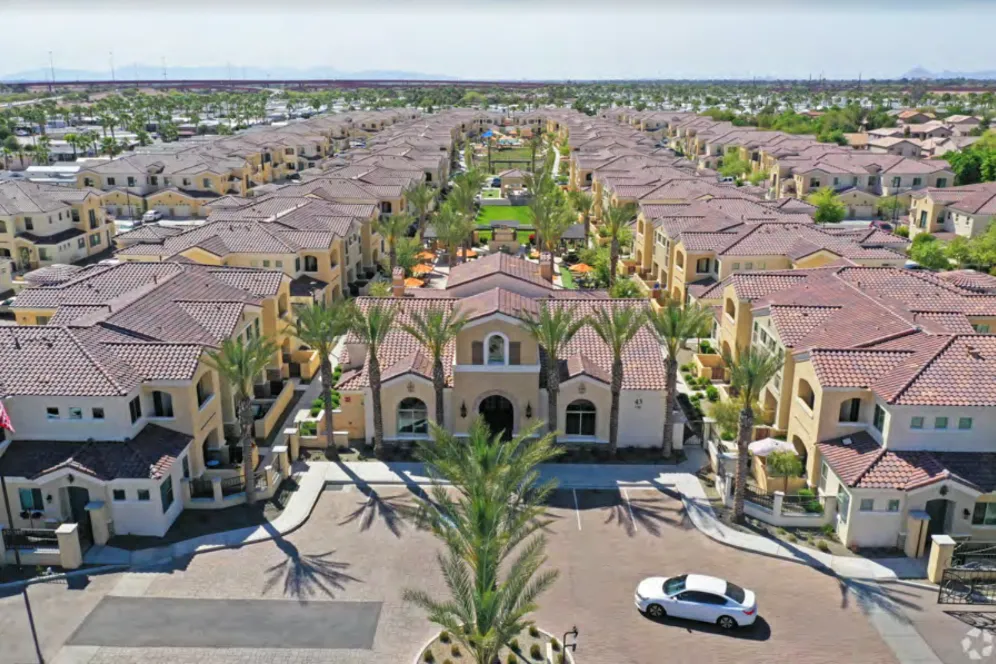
[424,651,435,663]
[797,487,816,499]
[817,540,831,553]
[530,644,542,660]
[706,386,720,402]
[440,631,451,644]
[299,421,318,436]
[451,644,461,657]
[550,638,561,652]
[821,523,835,538]
[507,654,518,664]
[444,660,453,664]
[699,340,714,354]
[510,638,520,652]
[680,363,693,372]
[786,534,798,543]
[893,225,910,238]
[776,527,787,536]
[528,625,540,638]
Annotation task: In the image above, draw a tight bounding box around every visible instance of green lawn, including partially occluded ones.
[559,266,577,289]
[481,188,501,199]
[486,146,540,173]
[476,205,534,227]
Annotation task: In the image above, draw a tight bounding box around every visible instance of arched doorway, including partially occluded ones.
[479,395,514,440]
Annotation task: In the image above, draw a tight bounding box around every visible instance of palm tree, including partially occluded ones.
[401,306,467,426]
[374,212,413,276]
[721,345,785,523]
[567,189,595,245]
[527,133,543,172]
[535,206,574,277]
[446,179,479,262]
[291,301,354,460]
[430,203,467,268]
[206,335,277,504]
[405,182,435,233]
[647,301,713,458]
[602,200,637,286]
[405,418,561,664]
[350,302,398,458]
[587,306,646,456]
[522,304,585,440]
[0,136,17,170]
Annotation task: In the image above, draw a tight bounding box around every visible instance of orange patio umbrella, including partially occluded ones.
[411,263,433,276]
[416,250,436,261]
[457,248,478,258]
[569,263,594,273]
[404,277,424,287]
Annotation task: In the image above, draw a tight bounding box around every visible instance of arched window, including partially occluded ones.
[397,397,428,435]
[798,379,815,410]
[486,334,506,365]
[724,298,736,319]
[675,252,685,269]
[565,400,596,436]
[838,398,861,423]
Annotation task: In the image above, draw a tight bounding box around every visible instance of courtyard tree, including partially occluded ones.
[290,300,354,460]
[374,212,413,276]
[405,182,436,233]
[587,305,646,456]
[350,302,398,458]
[647,300,713,458]
[721,344,784,523]
[807,187,847,224]
[602,201,638,285]
[522,304,585,441]
[567,189,596,245]
[206,335,278,504]
[404,418,561,664]
[767,450,804,494]
[402,306,468,426]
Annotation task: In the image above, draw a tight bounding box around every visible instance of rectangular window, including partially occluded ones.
[859,499,874,512]
[153,391,174,418]
[912,177,922,187]
[202,178,211,188]
[18,488,44,511]
[137,489,150,502]
[275,260,283,268]
[129,396,142,424]
[46,406,59,420]
[262,260,270,268]
[24,217,33,230]
[78,238,85,249]
[819,460,829,493]
[149,175,158,186]
[837,486,850,523]
[873,404,885,432]
[936,178,948,188]
[106,177,116,185]
[304,256,318,272]
[974,324,991,333]
[127,177,136,187]
[744,262,753,270]
[68,407,83,420]
[182,456,190,479]
[839,399,861,423]
[160,478,174,513]
[935,417,948,430]
[92,407,104,419]
[732,262,740,270]
[695,258,711,273]
[89,234,101,247]
[911,416,924,430]
[959,417,973,430]
[112,489,126,501]
[888,499,900,512]
[972,502,996,526]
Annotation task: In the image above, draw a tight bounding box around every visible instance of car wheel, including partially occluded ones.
[645,604,666,619]
[717,615,737,630]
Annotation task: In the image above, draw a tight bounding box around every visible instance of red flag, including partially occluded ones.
[0,400,14,434]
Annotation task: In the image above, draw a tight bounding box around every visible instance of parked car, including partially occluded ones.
[142,210,163,223]
[635,574,757,629]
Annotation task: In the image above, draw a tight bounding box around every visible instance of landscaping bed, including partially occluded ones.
[419,625,570,664]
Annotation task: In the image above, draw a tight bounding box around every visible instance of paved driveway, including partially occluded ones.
[2,483,900,663]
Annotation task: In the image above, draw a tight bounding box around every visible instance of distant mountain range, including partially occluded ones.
[0,65,459,82]
[901,66,996,80]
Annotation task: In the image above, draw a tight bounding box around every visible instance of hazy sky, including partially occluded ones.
[3,0,995,80]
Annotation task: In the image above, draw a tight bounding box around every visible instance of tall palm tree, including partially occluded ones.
[401,306,467,426]
[522,304,585,440]
[374,212,413,276]
[647,301,713,458]
[430,203,466,268]
[405,181,435,233]
[527,133,543,172]
[721,345,785,523]
[405,418,561,664]
[446,179,479,263]
[350,302,398,458]
[587,306,646,456]
[535,206,574,276]
[291,300,354,460]
[567,189,595,245]
[206,335,277,504]
[602,200,637,286]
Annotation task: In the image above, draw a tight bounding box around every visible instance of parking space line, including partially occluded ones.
[572,489,582,530]
[621,487,638,533]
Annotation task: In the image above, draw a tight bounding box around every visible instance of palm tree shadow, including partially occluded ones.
[259,522,362,601]
[338,485,417,538]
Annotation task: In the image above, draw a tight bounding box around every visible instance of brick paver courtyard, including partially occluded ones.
[1,484,907,663]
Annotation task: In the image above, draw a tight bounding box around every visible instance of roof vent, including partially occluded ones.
[968,345,983,360]
[842,437,853,446]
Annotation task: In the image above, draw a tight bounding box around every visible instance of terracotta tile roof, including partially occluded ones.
[937,269,996,294]
[21,264,85,286]
[446,253,553,291]
[810,349,914,388]
[100,343,204,381]
[0,424,191,481]
[767,306,840,347]
[890,335,996,406]
[818,431,996,492]
[563,353,610,384]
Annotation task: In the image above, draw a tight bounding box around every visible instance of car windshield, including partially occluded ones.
[663,575,687,596]
[725,582,746,604]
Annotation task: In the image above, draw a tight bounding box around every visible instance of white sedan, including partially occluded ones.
[635,574,757,629]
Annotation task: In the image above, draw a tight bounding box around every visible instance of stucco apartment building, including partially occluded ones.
[335,253,670,448]
[689,264,996,549]
[0,181,114,273]
[0,260,308,540]
[908,181,996,239]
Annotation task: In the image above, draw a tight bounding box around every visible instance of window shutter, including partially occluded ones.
[509,342,521,365]
[472,341,484,365]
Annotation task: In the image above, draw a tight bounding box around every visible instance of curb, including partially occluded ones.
[0,564,127,593]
